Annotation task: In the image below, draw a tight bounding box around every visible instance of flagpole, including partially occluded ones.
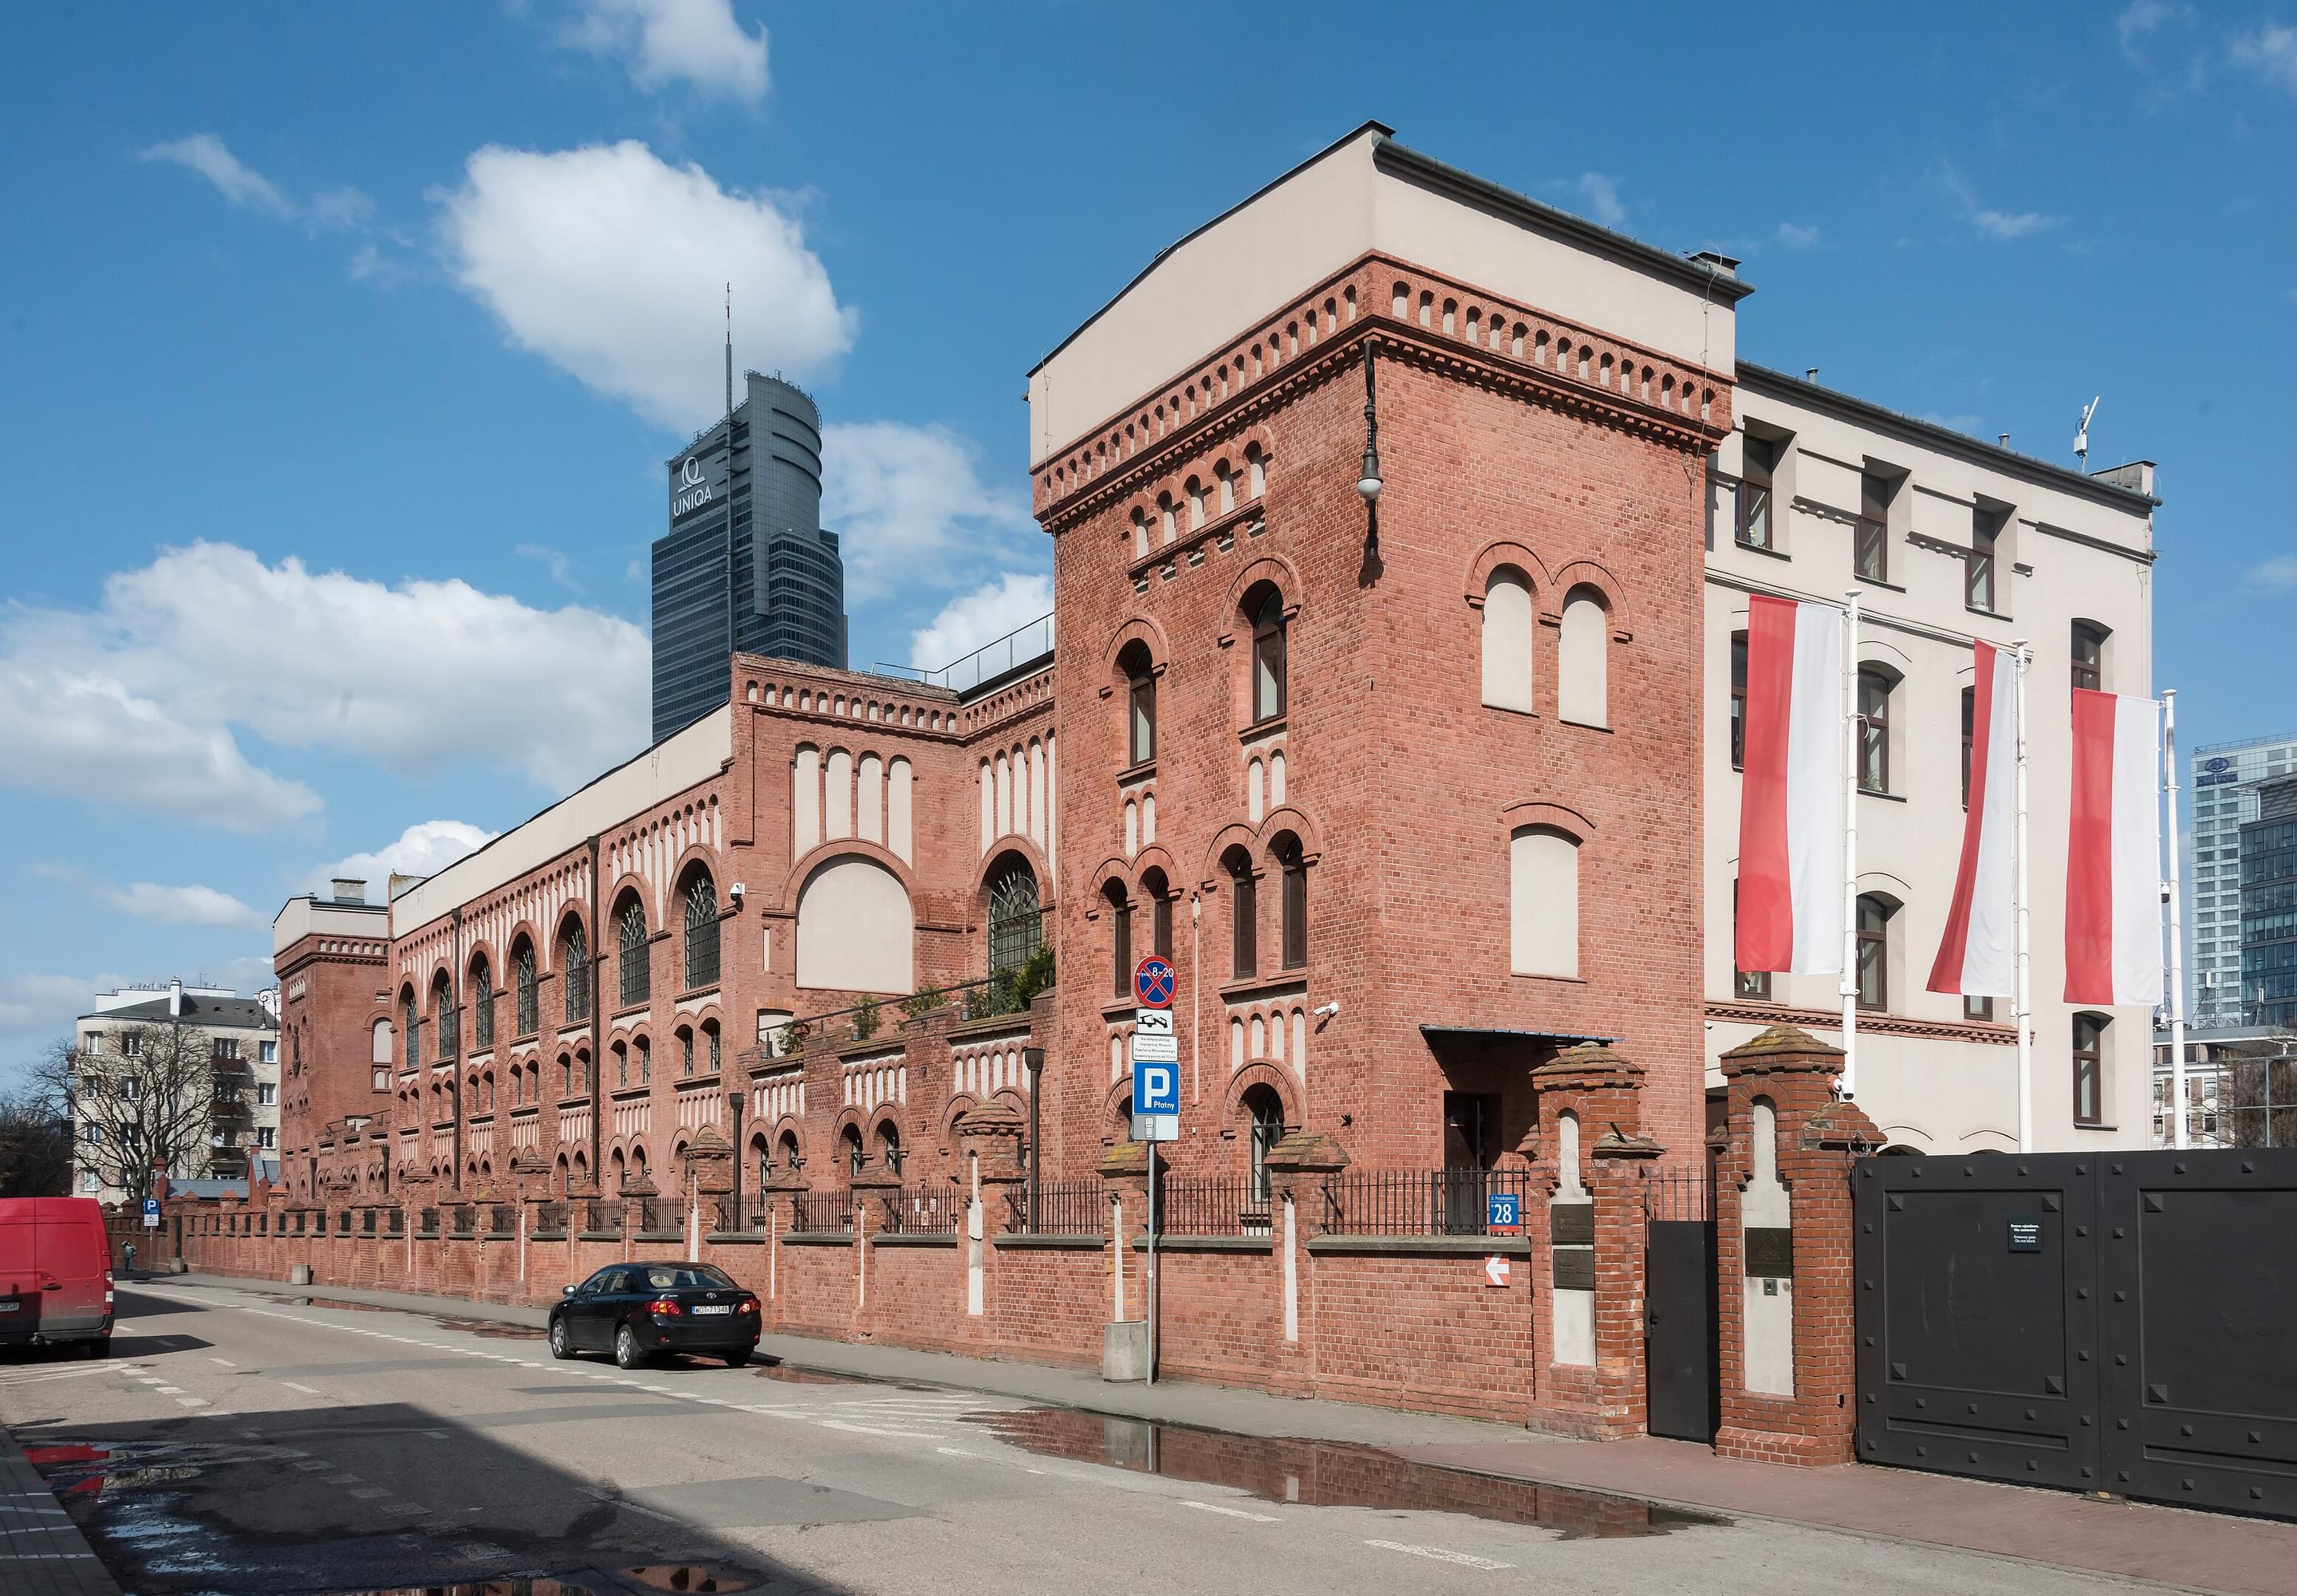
[1842,589,1862,1099]
[2163,689,2189,1149]
[2013,640,2034,1154]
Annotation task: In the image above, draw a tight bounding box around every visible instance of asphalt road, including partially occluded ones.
[0,1282,2145,1596]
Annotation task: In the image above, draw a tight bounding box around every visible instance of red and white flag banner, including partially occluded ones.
[1928,641,2016,997]
[2065,688,2163,1007]
[1736,593,1844,975]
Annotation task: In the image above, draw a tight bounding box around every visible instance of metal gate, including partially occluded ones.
[1644,1168,1718,1443]
[1855,1149,2297,1519]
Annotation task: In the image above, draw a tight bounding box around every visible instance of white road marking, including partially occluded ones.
[136,1377,167,1385]
[209,1357,236,1365]
[153,1385,184,1395]
[280,1382,322,1396]
[349,1486,392,1499]
[815,1418,942,1439]
[1364,1540,1512,1570]
[1181,1500,1279,1523]
[175,1397,210,1409]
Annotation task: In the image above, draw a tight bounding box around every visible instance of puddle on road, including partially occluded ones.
[285,1567,758,1595]
[964,1407,1721,1539]
[749,1362,858,1385]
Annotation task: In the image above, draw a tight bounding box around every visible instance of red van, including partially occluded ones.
[0,1198,116,1357]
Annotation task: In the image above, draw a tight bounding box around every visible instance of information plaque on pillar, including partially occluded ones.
[1131,1056,1180,1143]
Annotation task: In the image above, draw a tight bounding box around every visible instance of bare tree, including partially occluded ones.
[0,1086,73,1197]
[32,1023,232,1205]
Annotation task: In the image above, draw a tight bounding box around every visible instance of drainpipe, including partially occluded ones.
[451,904,463,1189]
[1025,1046,1045,1231]
[588,836,604,1183]
[729,1084,745,1231]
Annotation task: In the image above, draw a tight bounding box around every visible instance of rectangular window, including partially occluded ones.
[215,1038,240,1061]
[1129,673,1155,766]
[1280,855,1308,970]
[2072,1015,2105,1126]
[1151,892,1173,960]
[258,1082,277,1105]
[1858,672,1891,794]
[1964,994,1995,1022]
[2072,623,2106,694]
[1856,897,1889,1011]
[1230,869,1257,979]
[124,1034,140,1057]
[1855,471,1891,582]
[1737,437,1775,551]
[1961,686,1975,808]
[83,1032,101,1056]
[1967,506,2001,613]
[1732,881,1772,999]
[1112,896,1133,995]
[257,1127,277,1149]
[1730,631,1748,770]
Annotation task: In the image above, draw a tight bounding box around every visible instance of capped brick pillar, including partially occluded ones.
[1713,1025,1881,1466]
[1263,1132,1348,1354]
[1522,1042,1661,1439]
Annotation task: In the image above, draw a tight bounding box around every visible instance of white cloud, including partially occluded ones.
[822,421,1037,603]
[308,183,376,231]
[2248,554,2297,593]
[320,820,496,896]
[1574,172,1626,228]
[907,573,1054,674]
[2118,1,2192,60]
[1928,160,2065,242]
[0,543,650,830]
[565,0,769,103]
[435,140,855,431]
[139,133,292,217]
[1775,222,1821,250]
[2231,22,2297,91]
[108,882,262,928]
[0,973,113,1048]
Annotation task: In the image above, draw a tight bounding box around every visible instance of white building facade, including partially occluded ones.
[1704,366,2159,1152]
[73,980,282,1203]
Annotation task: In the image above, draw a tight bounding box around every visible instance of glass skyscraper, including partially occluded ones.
[2188,733,2297,1027]
[652,372,848,743]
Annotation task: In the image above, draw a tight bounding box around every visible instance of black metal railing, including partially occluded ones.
[634,1196,675,1233]
[419,1206,440,1235]
[447,1204,477,1235]
[386,1208,404,1235]
[1004,1179,1104,1236]
[486,1204,518,1236]
[791,1192,852,1235]
[1641,1164,1713,1222]
[1318,1167,1533,1237]
[880,1188,960,1235]
[1155,1176,1271,1237]
[582,1198,623,1235]
[361,1209,377,1235]
[534,1200,569,1234]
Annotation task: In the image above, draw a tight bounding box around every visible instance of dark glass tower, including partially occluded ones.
[652,373,849,742]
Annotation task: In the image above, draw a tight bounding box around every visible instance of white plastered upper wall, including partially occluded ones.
[1026,124,1741,466]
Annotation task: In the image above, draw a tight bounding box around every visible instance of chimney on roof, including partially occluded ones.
[169,977,183,1019]
[331,877,367,904]
[1688,250,1740,279]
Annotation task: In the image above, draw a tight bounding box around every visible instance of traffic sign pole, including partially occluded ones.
[1130,956,1177,1386]
[1146,1145,1158,1386]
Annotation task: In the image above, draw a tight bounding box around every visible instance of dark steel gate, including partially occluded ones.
[1644,1168,1718,1443]
[1855,1149,2297,1519]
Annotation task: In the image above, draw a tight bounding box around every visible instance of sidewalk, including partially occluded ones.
[0,1425,122,1596]
[160,1271,2297,1594]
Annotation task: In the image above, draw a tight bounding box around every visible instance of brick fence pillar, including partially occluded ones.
[1523,1042,1661,1439]
[1713,1024,1881,1465]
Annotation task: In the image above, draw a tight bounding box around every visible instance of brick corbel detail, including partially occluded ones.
[1712,1024,1882,1466]
[683,1125,735,1200]
[1263,1131,1348,1236]
[1520,1042,1659,1440]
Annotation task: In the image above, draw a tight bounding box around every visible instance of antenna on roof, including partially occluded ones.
[724,282,735,420]
[2074,396,2100,466]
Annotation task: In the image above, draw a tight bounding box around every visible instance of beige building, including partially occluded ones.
[1704,366,2158,1151]
[73,979,282,1202]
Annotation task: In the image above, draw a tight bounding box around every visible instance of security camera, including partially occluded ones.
[729,882,746,904]
[1312,1000,1340,1019]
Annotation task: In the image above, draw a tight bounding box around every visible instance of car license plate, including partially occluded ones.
[0,1300,18,1313]
[692,1304,731,1315]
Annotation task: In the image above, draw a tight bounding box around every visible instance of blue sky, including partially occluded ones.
[2,2,2293,1074]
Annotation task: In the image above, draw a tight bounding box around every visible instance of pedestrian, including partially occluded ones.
[122,1241,137,1276]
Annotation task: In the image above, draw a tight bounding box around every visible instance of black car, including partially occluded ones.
[550,1262,761,1369]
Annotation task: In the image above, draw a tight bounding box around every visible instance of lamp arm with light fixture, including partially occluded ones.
[1357,341,1383,503]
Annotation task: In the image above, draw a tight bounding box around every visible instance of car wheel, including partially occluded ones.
[723,1344,752,1368]
[549,1318,574,1361]
[613,1324,645,1369]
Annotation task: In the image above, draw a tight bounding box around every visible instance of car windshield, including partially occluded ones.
[634,1265,735,1291]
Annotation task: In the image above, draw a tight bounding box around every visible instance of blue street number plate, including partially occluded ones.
[692,1304,732,1315]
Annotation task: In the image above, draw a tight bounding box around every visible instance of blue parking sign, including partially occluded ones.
[1486,1192,1521,1234]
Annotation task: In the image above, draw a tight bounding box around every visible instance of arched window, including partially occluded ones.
[1858,669,1893,794]
[471,957,493,1050]
[1509,826,1581,978]
[1118,640,1156,766]
[1243,1086,1285,1207]
[1104,880,1133,995]
[678,1027,694,1077]
[560,1054,573,1099]
[401,991,417,1068]
[705,1021,719,1075]
[875,1121,902,1174]
[1856,894,1895,1011]
[1141,867,1173,960]
[1251,589,1287,723]
[514,942,537,1037]
[1275,834,1307,969]
[561,921,589,1024]
[372,1017,393,1067]
[1480,566,1535,713]
[1558,587,1608,727]
[432,975,454,1062]
[842,1125,865,1181]
[613,1040,628,1090]
[2073,1012,2108,1126]
[2072,621,2109,693]
[618,898,648,1008]
[777,1130,800,1176]
[684,872,720,990]
[1225,847,1257,978]
[636,1035,651,1086]
[987,858,1042,975]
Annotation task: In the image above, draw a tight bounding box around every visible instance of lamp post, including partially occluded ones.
[1357,341,1384,502]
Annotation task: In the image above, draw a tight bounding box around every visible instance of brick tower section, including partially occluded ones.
[277,922,389,1202]
[1037,257,1728,1187]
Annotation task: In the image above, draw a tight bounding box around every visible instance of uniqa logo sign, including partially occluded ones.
[672,455,715,517]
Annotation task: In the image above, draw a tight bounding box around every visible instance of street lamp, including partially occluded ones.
[1356,341,1384,503]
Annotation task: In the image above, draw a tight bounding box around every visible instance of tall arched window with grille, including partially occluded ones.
[618,899,649,1008]
[987,860,1041,975]
[471,958,493,1050]
[561,921,589,1024]
[514,944,537,1036]
[1251,588,1287,723]
[684,873,720,990]
[401,991,417,1068]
